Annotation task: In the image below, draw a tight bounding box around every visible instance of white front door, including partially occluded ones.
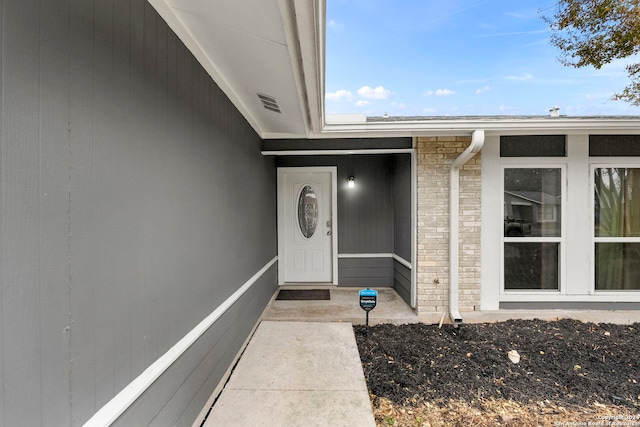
[278,168,336,283]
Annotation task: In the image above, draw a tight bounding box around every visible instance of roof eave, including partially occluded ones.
[310,117,640,138]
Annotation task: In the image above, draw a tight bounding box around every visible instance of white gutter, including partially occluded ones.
[449,130,485,324]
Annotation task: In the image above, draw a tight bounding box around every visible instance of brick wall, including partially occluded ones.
[415,136,482,314]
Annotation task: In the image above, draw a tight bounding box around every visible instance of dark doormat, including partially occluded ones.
[276,289,331,301]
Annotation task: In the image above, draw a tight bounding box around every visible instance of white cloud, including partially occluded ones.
[357,85,392,99]
[424,89,455,96]
[390,102,406,109]
[325,89,353,101]
[475,85,490,94]
[355,100,370,107]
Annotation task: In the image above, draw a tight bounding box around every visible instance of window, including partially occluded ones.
[590,135,640,157]
[503,168,562,290]
[500,135,566,157]
[594,167,640,290]
[297,185,318,238]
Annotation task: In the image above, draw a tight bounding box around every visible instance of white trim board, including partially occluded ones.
[338,253,393,258]
[83,257,278,427]
[338,253,412,270]
[410,147,417,308]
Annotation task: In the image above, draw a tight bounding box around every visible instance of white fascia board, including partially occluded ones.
[277,0,320,138]
[285,0,325,136]
[308,118,640,139]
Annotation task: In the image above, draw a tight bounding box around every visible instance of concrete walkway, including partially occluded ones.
[203,321,376,427]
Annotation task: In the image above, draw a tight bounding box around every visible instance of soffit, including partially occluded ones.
[149,0,311,138]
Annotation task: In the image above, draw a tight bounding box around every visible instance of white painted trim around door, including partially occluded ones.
[277,167,338,285]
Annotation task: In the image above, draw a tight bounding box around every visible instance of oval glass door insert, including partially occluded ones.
[297,185,318,238]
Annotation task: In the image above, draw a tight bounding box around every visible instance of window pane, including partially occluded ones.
[504,242,559,290]
[595,243,640,290]
[590,135,640,156]
[297,185,318,238]
[501,135,566,157]
[594,168,640,237]
[504,168,562,237]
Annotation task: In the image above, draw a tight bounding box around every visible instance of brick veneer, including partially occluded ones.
[415,136,482,314]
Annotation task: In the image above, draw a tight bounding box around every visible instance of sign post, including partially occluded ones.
[359,288,378,328]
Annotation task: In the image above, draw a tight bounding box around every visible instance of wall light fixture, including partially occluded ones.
[347,176,355,188]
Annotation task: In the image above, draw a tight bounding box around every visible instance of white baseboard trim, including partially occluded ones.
[337,253,393,258]
[392,254,412,270]
[337,253,412,270]
[83,256,278,427]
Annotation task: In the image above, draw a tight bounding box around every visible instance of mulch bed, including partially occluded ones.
[354,319,639,425]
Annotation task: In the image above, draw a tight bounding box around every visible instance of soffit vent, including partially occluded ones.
[257,93,281,113]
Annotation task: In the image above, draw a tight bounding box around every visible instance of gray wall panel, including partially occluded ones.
[2,0,44,425]
[1,1,277,426]
[40,0,73,424]
[393,261,412,305]
[338,258,393,287]
[392,154,412,262]
[115,267,277,427]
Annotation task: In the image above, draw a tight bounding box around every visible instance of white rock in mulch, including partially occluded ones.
[508,350,520,364]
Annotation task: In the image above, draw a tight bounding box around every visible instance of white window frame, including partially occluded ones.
[500,163,566,296]
[590,162,640,295]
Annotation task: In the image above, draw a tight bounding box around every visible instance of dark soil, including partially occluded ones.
[354,319,640,410]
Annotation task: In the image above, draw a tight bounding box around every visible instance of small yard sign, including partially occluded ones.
[359,288,378,328]
[359,288,378,311]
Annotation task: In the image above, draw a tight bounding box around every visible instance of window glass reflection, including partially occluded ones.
[504,168,562,237]
[594,168,640,238]
[297,185,318,238]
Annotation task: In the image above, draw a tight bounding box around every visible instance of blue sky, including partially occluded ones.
[325,0,640,117]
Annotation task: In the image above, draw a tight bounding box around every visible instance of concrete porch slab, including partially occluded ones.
[262,286,418,325]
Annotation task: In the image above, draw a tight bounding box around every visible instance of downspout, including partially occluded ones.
[449,130,485,324]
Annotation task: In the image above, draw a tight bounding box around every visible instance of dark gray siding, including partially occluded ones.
[0,1,276,426]
[339,258,393,287]
[392,154,412,304]
[115,268,276,426]
[392,154,412,261]
[393,260,412,304]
